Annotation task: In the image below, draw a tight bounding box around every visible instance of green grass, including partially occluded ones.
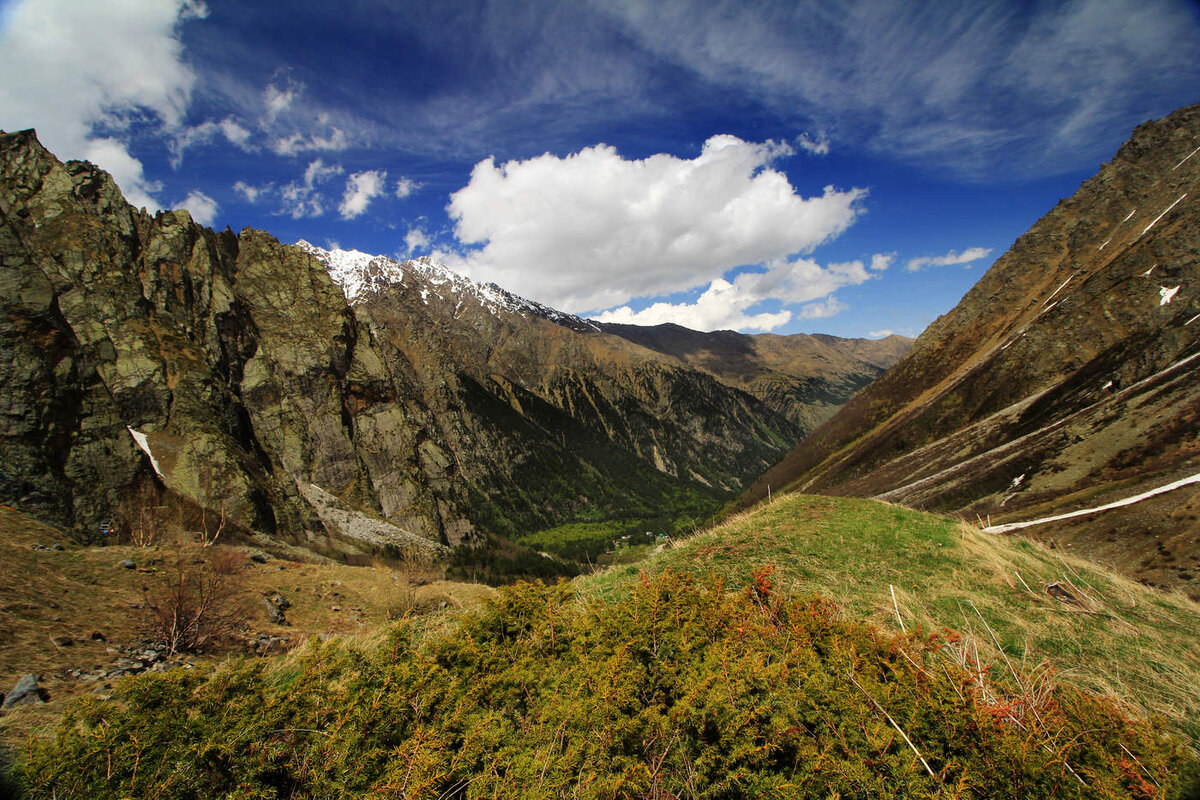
[583,494,1200,745]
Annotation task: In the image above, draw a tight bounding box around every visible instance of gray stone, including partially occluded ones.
[2,674,47,708]
[118,559,136,570]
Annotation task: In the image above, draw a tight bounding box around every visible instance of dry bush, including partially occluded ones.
[141,546,248,654]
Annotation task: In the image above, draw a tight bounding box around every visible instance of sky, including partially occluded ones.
[1,0,1198,339]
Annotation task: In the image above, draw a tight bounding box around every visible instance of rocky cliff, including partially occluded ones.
[738,104,1200,592]
[0,130,901,558]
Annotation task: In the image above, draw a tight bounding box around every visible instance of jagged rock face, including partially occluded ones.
[0,130,469,553]
[739,104,1200,592]
[2,130,896,554]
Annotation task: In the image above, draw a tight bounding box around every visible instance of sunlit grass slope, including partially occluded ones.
[584,494,1200,744]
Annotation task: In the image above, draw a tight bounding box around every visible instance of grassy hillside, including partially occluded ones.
[4,496,1200,798]
[586,495,1200,744]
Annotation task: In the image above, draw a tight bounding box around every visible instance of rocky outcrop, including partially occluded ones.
[0,129,469,554]
[737,104,1200,592]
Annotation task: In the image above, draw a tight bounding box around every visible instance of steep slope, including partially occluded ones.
[0,130,819,558]
[738,104,1200,591]
[601,322,911,431]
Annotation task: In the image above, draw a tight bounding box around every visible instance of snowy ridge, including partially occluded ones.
[297,240,600,332]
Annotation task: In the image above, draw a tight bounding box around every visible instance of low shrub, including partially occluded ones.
[14,571,1199,798]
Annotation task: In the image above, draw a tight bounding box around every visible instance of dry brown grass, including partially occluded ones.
[0,506,493,745]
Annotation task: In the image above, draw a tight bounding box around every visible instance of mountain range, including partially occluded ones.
[0,128,907,562]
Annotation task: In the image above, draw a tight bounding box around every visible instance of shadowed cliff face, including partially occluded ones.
[1,129,894,557]
[738,104,1200,593]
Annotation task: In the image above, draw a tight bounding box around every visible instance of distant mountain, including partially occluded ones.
[0,129,904,559]
[600,322,911,432]
[736,104,1200,593]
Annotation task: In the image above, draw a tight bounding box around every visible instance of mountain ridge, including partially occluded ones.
[735,103,1200,593]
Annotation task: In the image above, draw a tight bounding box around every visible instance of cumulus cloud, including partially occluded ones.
[441,135,864,313]
[870,252,895,271]
[339,169,388,219]
[394,176,421,198]
[869,329,895,338]
[403,226,432,256]
[904,246,992,272]
[0,0,204,209]
[592,257,873,332]
[177,189,218,225]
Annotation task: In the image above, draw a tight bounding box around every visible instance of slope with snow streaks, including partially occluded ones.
[737,103,1200,594]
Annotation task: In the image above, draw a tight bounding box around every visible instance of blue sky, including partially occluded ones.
[2,0,1198,338]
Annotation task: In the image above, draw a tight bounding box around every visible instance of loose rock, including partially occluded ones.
[2,674,48,708]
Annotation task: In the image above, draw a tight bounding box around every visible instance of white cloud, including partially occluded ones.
[403,226,432,256]
[0,0,204,208]
[177,189,217,225]
[796,132,830,156]
[869,252,895,271]
[339,169,388,219]
[441,135,864,313]
[218,117,253,149]
[263,80,297,122]
[592,256,871,332]
[304,158,344,186]
[83,138,162,211]
[394,176,421,198]
[868,329,895,338]
[232,180,269,203]
[271,125,349,156]
[904,246,992,272]
[278,158,343,218]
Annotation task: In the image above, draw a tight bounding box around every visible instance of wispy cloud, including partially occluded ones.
[596,0,1200,177]
[905,246,992,272]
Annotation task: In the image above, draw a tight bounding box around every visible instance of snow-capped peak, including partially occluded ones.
[296,240,599,332]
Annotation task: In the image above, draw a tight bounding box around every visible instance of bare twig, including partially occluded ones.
[847,672,937,779]
[890,584,907,633]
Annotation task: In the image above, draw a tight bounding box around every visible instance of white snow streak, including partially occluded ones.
[1122,208,1136,222]
[1140,194,1188,237]
[1100,380,1113,390]
[983,472,1200,533]
[1097,238,1111,251]
[1140,264,1157,278]
[1186,313,1200,326]
[1042,276,1072,306]
[1174,144,1200,170]
[127,427,165,479]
